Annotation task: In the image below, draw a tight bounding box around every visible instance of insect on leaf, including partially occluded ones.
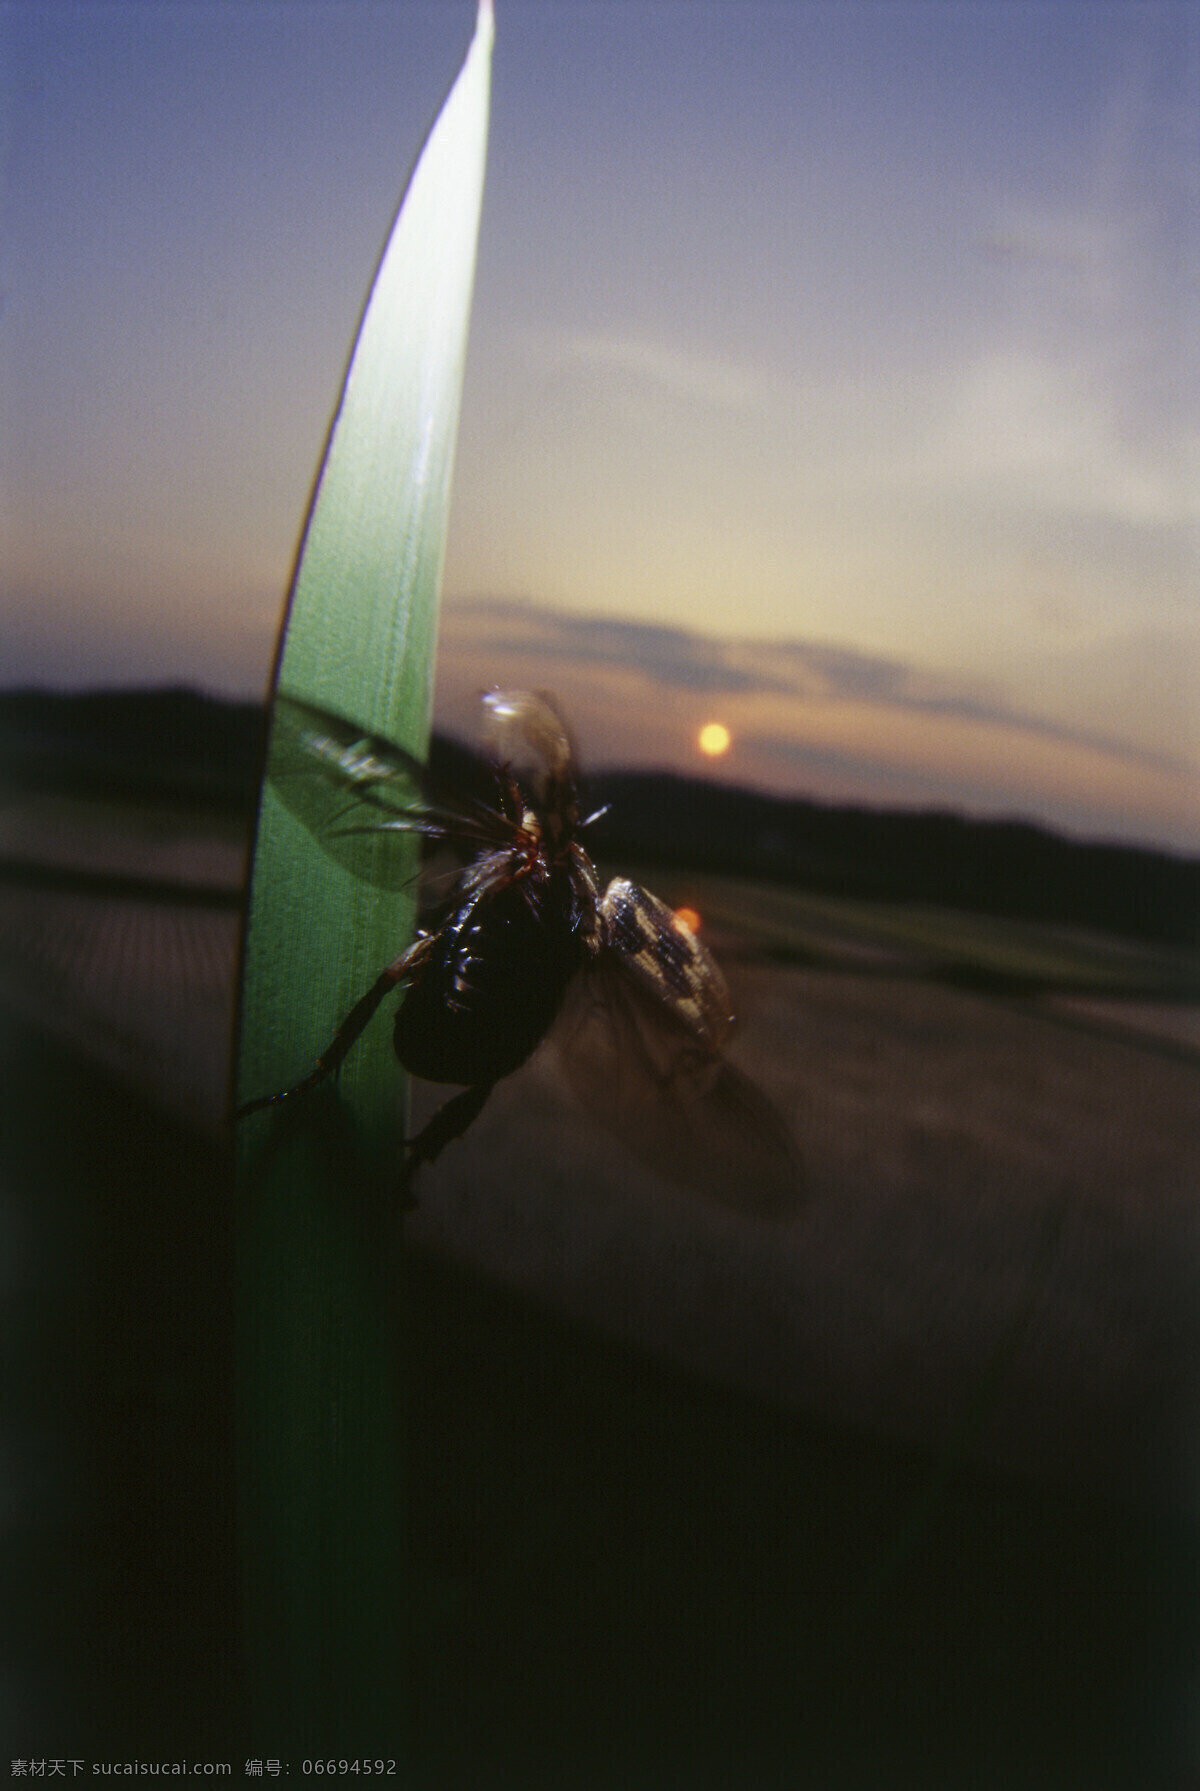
[241,691,804,1219]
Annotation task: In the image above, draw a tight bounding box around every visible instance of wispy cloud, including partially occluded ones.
[439,598,1193,782]
[976,206,1121,277]
[435,598,1199,850]
[539,329,768,414]
[908,348,1195,530]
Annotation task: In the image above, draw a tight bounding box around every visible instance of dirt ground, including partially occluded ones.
[407,952,1200,1512]
[2,825,1196,1512]
[5,868,1199,1778]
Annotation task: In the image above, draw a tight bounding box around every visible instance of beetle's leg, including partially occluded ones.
[235,933,435,1119]
[398,1081,494,1201]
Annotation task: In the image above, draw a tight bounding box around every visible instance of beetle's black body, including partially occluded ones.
[394,873,584,1086]
[237,689,801,1214]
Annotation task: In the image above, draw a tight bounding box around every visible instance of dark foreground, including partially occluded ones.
[4,1019,1196,1788]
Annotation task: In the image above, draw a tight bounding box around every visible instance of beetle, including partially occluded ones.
[237,688,802,1216]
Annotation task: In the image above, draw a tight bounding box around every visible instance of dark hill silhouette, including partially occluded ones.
[1,687,1195,947]
[585,769,1200,950]
[0,686,267,809]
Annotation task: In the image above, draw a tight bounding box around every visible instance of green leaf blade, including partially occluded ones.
[231,3,492,1753]
[237,0,491,1149]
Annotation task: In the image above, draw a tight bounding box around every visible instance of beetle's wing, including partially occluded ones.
[267,694,516,889]
[481,689,578,796]
[596,878,733,1050]
[481,688,574,778]
[555,880,803,1219]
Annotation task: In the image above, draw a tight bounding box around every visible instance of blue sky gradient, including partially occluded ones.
[2,1,1196,849]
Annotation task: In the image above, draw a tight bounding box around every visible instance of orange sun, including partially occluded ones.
[697,721,731,757]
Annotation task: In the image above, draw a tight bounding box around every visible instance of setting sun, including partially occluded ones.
[697,721,731,758]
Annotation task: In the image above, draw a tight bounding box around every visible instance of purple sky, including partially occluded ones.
[2,1,1196,849]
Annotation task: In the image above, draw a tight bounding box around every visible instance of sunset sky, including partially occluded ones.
[2,1,1196,851]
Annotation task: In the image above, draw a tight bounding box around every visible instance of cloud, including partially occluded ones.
[443,600,778,694]
[541,329,768,414]
[433,598,1199,851]
[438,597,1190,779]
[910,349,1194,530]
[976,207,1120,276]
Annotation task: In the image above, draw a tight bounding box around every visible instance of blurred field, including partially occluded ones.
[0,792,245,1130]
[627,861,1200,1002]
[0,788,251,888]
[2,798,1197,1509]
[4,797,1198,1777]
[408,893,1200,1511]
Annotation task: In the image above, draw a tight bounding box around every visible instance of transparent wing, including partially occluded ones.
[481,689,577,798]
[555,884,804,1219]
[266,694,516,890]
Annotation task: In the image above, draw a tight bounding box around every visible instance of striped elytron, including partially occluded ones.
[238,689,801,1215]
